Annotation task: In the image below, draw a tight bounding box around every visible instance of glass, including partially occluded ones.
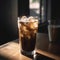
[18,16,38,56]
[48,20,60,43]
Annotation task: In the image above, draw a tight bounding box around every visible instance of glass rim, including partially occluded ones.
[17,16,39,22]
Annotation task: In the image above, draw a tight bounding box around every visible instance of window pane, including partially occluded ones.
[29,0,40,19]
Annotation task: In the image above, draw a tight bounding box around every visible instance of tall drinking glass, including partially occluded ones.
[18,16,38,56]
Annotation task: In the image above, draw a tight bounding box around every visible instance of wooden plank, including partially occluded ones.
[0,33,60,60]
[0,41,32,60]
[36,49,60,60]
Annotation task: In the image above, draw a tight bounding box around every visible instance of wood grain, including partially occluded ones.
[0,41,32,60]
[0,33,60,60]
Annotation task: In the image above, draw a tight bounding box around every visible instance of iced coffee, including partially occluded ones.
[18,16,38,55]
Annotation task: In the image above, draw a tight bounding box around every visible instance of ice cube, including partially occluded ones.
[28,22,34,29]
[27,35,31,39]
[33,21,38,28]
[34,30,37,33]
[28,17,35,22]
[28,16,34,20]
[20,16,27,22]
[20,33,24,37]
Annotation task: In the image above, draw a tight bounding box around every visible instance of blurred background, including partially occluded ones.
[0,0,60,45]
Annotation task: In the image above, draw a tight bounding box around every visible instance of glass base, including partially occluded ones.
[21,50,36,56]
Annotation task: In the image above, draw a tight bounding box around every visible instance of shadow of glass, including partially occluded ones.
[34,53,54,60]
[21,52,54,60]
[0,55,9,60]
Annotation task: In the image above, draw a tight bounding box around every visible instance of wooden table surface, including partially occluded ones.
[0,33,60,60]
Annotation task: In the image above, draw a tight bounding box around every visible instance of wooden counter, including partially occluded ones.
[0,33,60,60]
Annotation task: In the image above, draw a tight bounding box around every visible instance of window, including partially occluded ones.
[29,0,40,19]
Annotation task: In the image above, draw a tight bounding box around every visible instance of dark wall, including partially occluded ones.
[51,0,60,24]
[0,0,18,45]
[51,0,60,19]
[18,0,29,17]
[47,0,60,23]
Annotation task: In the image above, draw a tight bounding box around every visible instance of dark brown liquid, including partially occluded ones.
[21,34,36,51]
[19,21,38,52]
